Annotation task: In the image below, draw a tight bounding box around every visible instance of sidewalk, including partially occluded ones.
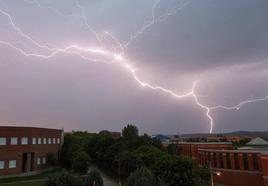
[88,167,118,186]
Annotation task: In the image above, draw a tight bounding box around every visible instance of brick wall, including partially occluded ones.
[0,126,62,176]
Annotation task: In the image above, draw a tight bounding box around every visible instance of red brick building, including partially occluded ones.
[174,140,268,186]
[0,126,63,176]
[173,142,233,160]
[199,149,268,186]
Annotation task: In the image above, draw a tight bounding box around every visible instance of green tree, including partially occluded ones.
[44,170,81,186]
[82,169,104,186]
[120,151,143,176]
[46,152,57,166]
[61,131,93,168]
[199,165,211,185]
[152,155,201,186]
[71,151,90,174]
[126,167,158,186]
[167,144,175,155]
[122,124,138,140]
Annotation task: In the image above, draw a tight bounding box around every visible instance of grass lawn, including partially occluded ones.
[0,180,45,186]
[0,169,60,186]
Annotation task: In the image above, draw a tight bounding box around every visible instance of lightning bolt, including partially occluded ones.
[0,1,267,134]
[210,95,268,110]
[123,0,192,48]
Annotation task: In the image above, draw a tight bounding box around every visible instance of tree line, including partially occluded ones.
[47,124,209,186]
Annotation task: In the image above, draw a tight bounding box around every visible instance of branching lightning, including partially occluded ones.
[0,0,267,134]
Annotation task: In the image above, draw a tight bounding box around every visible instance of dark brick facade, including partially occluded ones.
[0,126,63,176]
[175,142,268,186]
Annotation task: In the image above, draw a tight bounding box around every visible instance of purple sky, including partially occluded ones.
[0,0,267,134]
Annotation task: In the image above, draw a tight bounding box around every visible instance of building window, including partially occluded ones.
[53,138,56,144]
[234,153,240,169]
[243,154,249,170]
[21,137,28,145]
[32,137,36,144]
[0,137,6,145]
[219,153,224,168]
[42,157,46,164]
[37,158,41,165]
[38,138,42,144]
[0,161,4,169]
[226,153,231,169]
[207,152,211,164]
[10,137,18,145]
[213,152,217,167]
[9,160,16,168]
[57,138,60,144]
[253,154,259,170]
[48,138,51,144]
[43,138,47,144]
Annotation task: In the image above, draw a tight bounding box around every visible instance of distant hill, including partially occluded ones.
[179,131,268,139]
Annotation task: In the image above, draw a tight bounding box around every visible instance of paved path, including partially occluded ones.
[88,167,118,186]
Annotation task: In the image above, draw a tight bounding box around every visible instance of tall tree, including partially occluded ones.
[83,169,104,186]
[126,167,159,186]
[122,124,138,140]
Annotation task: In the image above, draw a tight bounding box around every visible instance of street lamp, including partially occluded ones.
[210,162,221,186]
[118,159,121,186]
[115,158,121,186]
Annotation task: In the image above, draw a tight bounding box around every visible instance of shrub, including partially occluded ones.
[126,167,158,186]
[82,169,104,186]
[44,170,81,186]
[71,151,90,174]
[46,152,57,166]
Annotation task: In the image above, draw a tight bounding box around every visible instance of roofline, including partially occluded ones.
[0,126,63,131]
[198,148,268,154]
[172,142,233,145]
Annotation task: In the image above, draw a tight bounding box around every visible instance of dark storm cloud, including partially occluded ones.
[0,0,267,134]
[129,0,268,74]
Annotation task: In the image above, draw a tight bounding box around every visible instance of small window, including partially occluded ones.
[0,161,4,169]
[37,158,41,165]
[57,138,60,144]
[0,137,6,145]
[38,138,42,144]
[9,160,16,168]
[10,137,18,145]
[21,137,28,145]
[42,157,46,164]
[53,138,56,144]
[234,153,240,169]
[219,153,224,168]
[253,154,259,170]
[226,153,231,169]
[43,138,47,144]
[48,138,51,144]
[243,154,249,170]
[32,137,36,145]
[213,152,217,167]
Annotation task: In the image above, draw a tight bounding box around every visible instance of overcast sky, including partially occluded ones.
[0,0,267,134]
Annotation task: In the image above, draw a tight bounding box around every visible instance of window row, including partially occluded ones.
[37,157,46,165]
[0,157,47,170]
[0,137,60,145]
[32,137,60,145]
[200,152,260,171]
[0,160,17,169]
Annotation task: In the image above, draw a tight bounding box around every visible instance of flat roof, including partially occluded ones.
[199,148,268,154]
[173,142,233,145]
[0,126,62,131]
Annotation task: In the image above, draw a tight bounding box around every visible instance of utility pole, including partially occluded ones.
[118,159,121,186]
[210,161,214,186]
